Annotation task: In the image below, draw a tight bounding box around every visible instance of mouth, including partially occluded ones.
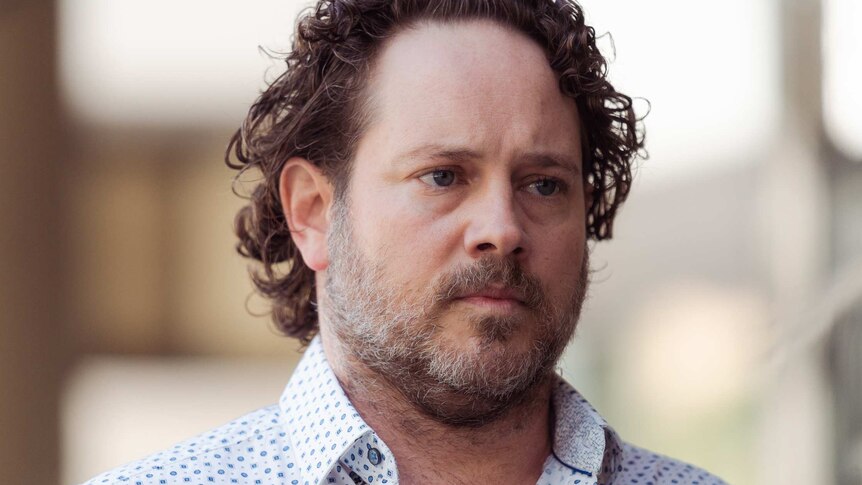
[454,287,526,311]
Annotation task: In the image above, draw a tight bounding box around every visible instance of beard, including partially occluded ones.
[322,198,590,427]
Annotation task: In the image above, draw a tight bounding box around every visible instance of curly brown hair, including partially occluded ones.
[226,0,645,344]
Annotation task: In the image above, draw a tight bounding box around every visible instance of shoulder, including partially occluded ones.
[613,441,727,485]
[80,404,298,485]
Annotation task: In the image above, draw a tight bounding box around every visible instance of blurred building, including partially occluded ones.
[0,0,859,484]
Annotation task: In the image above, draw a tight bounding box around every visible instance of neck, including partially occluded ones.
[319,325,554,485]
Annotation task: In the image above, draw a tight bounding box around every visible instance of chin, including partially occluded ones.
[414,343,554,428]
[402,330,549,420]
[461,329,536,362]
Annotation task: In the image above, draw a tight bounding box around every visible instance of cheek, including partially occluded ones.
[351,185,462,276]
[528,226,586,293]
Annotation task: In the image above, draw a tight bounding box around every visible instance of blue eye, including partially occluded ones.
[529,178,560,196]
[420,169,456,187]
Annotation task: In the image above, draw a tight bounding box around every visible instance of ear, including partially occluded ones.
[279,157,334,272]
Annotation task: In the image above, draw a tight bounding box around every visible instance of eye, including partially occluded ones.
[527,178,563,196]
[419,169,457,187]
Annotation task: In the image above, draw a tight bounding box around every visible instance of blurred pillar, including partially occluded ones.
[824,2,862,480]
[0,2,66,484]
[757,0,833,483]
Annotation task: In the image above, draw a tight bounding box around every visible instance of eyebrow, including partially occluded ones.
[396,144,481,165]
[519,152,582,177]
[395,143,581,176]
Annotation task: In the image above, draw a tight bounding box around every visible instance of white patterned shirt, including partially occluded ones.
[82,337,726,485]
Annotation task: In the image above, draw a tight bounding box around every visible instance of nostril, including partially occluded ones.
[476,243,523,255]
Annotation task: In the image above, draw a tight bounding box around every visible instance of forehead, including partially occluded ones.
[356,19,581,168]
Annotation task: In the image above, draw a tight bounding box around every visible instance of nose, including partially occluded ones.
[463,185,526,259]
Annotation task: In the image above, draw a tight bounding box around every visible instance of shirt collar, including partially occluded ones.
[550,376,624,480]
[279,336,374,485]
[280,336,623,484]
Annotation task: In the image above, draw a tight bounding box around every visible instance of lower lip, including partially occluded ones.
[457,296,524,311]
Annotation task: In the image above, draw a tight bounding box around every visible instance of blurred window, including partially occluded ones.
[58,0,310,127]
[823,0,862,161]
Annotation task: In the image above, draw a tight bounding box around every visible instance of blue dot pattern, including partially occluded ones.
[82,337,726,485]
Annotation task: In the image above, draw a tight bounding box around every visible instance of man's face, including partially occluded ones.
[322,20,589,425]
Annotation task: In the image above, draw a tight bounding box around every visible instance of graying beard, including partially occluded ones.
[323,196,585,426]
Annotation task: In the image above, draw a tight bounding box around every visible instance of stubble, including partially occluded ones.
[323,196,590,426]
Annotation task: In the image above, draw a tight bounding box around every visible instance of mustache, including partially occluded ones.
[431,256,545,310]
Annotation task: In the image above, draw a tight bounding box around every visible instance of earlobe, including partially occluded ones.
[279,158,334,272]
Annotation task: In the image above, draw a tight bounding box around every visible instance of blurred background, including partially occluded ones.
[1,0,860,483]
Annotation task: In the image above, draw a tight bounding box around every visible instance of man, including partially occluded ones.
[86,0,725,484]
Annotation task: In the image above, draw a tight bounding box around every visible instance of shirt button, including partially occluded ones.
[368,447,382,465]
